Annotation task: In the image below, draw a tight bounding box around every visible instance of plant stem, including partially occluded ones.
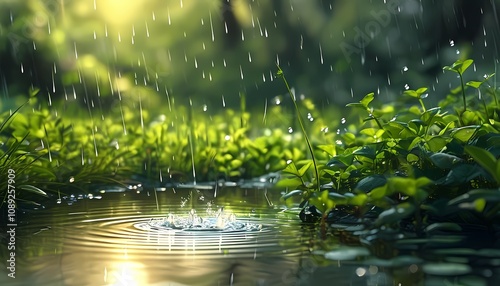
[459,73,467,113]
[277,65,321,193]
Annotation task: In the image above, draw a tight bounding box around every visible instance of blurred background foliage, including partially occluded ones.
[0,0,499,115]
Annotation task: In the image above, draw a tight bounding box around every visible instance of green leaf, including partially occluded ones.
[404,87,428,99]
[416,87,428,95]
[403,90,419,98]
[415,177,433,188]
[497,160,500,183]
[375,202,416,227]
[345,102,365,109]
[420,107,440,126]
[451,126,480,143]
[389,177,417,196]
[282,162,300,177]
[449,189,500,206]
[457,59,473,74]
[443,59,473,75]
[464,145,497,182]
[360,92,375,108]
[461,110,479,126]
[356,175,387,193]
[368,185,388,200]
[426,137,448,152]
[429,153,462,169]
[317,144,336,157]
[466,80,483,89]
[298,160,313,177]
[281,189,303,200]
[348,193,368,206]
[276,177,303,188]
[474,198,486,212]
[353,146,377,160]
[18,185,48,197]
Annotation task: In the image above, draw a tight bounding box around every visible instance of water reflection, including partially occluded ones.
[2,190,308,285]
[2,188,499,285]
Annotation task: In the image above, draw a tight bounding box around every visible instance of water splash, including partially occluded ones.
[136,208,262,232]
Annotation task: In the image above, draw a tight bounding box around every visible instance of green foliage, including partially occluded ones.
[281,59,500,238]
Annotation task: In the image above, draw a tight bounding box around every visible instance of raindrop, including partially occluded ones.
[404,84,410,90]
[449,40,455,47]
[209,12,214,41]
[168,9,171,25]
[257,18,263,36]
[52,71,55,92]
[239,65,244,79]
[73,42,78,59]
[152,11,156,21]
[319,43,324,64]
[403,66,408,72]
[288,127,293,133]
[145,21,150,37]
[20,63,24,73]
[248,52,252,63]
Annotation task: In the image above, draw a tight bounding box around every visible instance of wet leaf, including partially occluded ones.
[451,126,480,143]
[353,146,376,160]
[360,92,374,108]
[298,160,313,177]
[465,145,498,183]
[356,174,387,193]
[276,177,303,188]
[281,189,303,200]
[425,223,462,234]
[420,107,440,126]
[426,137,448,152]
[375,202,416,227]
[429,153,462,169]
[282,162,300,177]
[18,185,48,197]
[422,262,471,276]
[324,246,370,261]
[443,59,473,75]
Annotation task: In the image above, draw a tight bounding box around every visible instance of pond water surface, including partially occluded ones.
[1,186,499,285]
